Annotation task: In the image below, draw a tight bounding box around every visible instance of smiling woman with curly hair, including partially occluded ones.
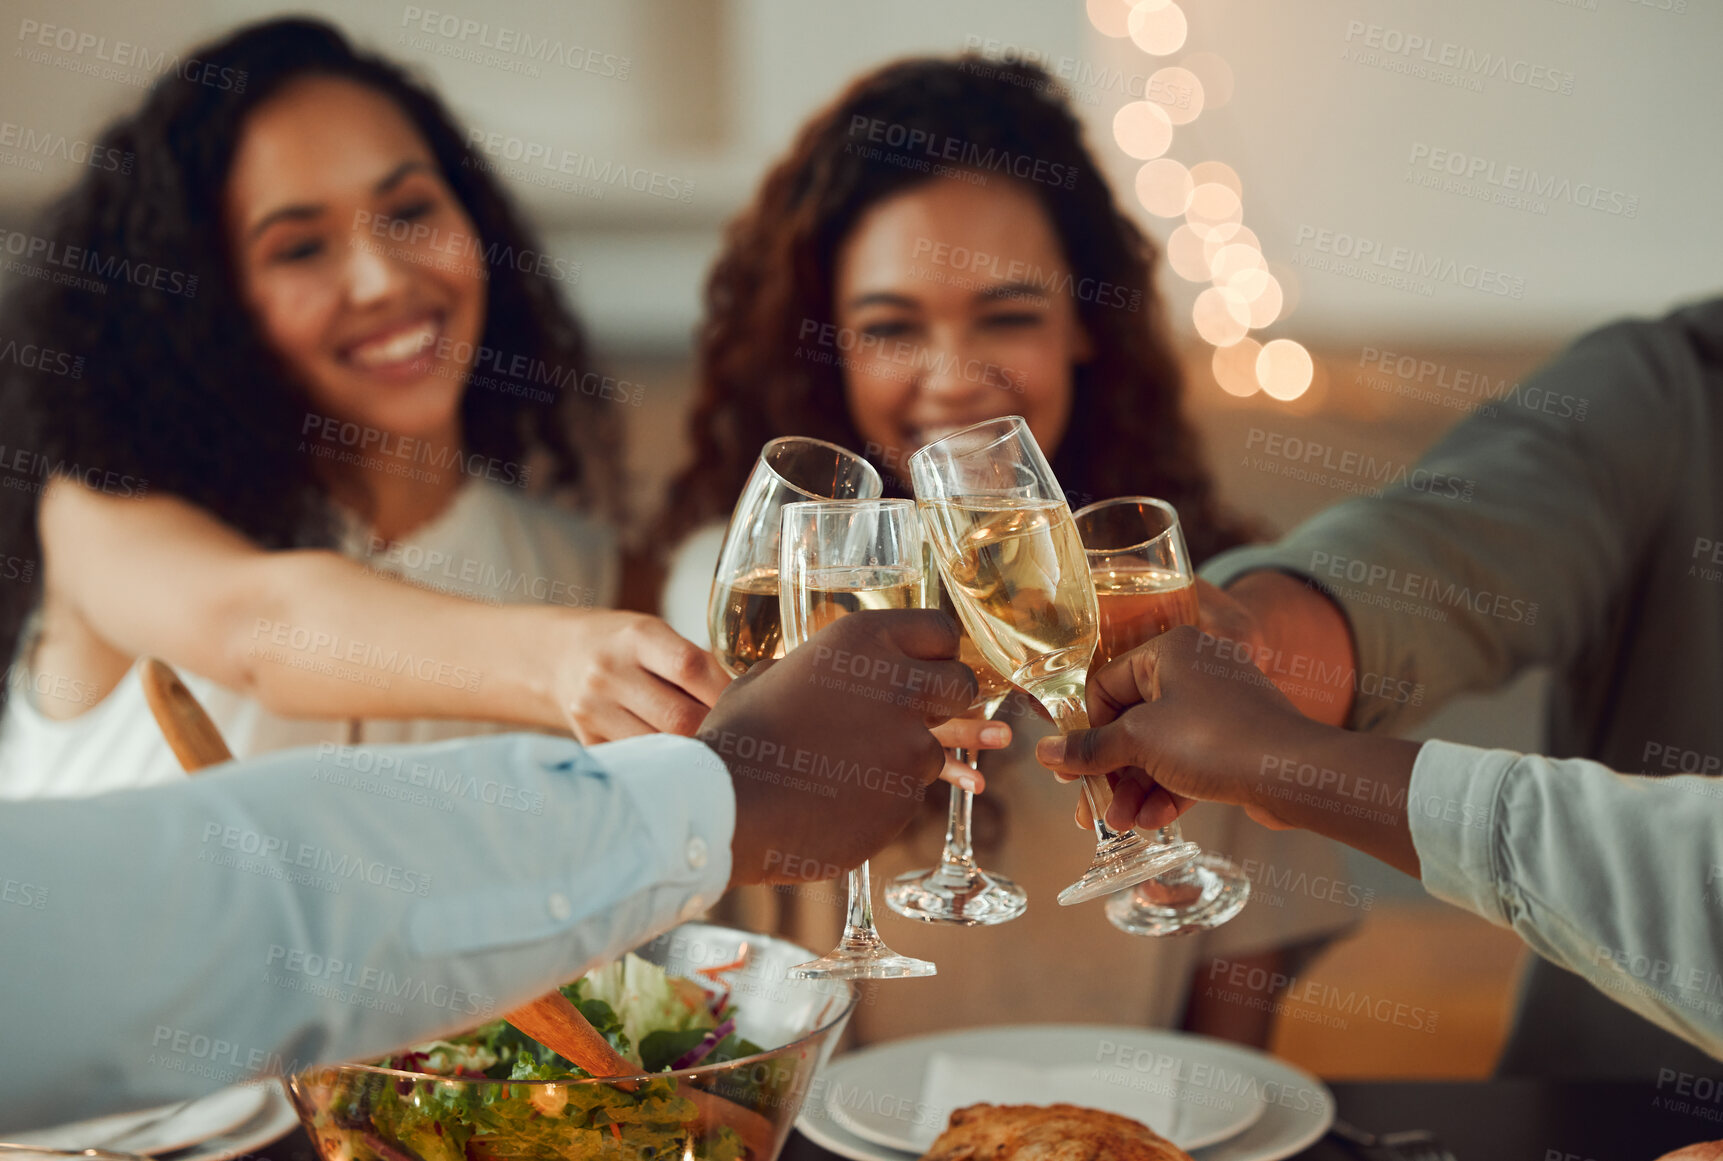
[655,56,1250,561]
[0,17,731,796]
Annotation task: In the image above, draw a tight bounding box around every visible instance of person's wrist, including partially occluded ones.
[535,607,591,730]
[1236,711,1351,821]
[1227,569,1358,727]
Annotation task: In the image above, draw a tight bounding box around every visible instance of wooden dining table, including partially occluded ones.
[266,1079,1717,1161]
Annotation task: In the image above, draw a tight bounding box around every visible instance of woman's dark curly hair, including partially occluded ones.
[0,17,618,708]
[656,55,1253,566]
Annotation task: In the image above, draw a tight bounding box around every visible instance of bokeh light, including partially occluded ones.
[1239,272,1284,328]
[1212,337,1263,397]
[1188,160,1242,197]
[1087,0,1135,37]
[1135,158,1193,217]
[1128,0,1189,56]
[1209,241,1266,284]
[1185,182,1243,240]
[1114,12,1309,397]
[1112,100,1174,160]
[1192,286,1251,347]
[1166,224,1212,282]
[1202,224,1260,268]
[1257,339,1314,400]
[1147,67,1204,126]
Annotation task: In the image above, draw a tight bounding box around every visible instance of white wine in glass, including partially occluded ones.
[787,565,923,624]
[920,497,1097,710]
[707,437,882,678]
[910,417,1198,906]
[711,566,783,676]
[781,499,937,981]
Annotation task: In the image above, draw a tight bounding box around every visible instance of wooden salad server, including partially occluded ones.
[139,658,776,1156]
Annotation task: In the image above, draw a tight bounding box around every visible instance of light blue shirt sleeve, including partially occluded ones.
[0,731,734,1132]
[1408,739,1723,1060]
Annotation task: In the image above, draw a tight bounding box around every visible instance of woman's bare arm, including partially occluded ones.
[35,480,728,739]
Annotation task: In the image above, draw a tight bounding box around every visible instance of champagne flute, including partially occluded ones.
[884,569,1029,926]
[1075,496,1251,936]
[909,417,1198,906]
[708,437,883,678]
[780,498,938,980]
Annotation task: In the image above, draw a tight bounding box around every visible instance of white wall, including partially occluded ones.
[1124,0,1723,343]
[1,0,1716,350]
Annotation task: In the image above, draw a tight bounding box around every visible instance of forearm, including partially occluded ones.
[1409,743,1723,1058]
[1225,571,1358,727]
[1243,720,1423,878]
[231,550,566,727]
[0,733,733,1131]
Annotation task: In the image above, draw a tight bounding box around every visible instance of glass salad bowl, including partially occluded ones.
[286,924,856,1161]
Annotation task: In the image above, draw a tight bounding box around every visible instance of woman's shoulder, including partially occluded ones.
[366,479,620,608]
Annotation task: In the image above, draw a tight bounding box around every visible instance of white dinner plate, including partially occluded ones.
[797,1025,1333,1161]
[4,1084,268,1155]
[153,1080,299,1161]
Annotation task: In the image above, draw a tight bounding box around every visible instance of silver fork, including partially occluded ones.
[1329,1118,1459,1161]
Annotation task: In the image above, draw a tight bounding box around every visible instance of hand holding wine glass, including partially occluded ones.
[779,498,941,980]
[550,610,733,742]
[704,607,979,886]
[1074,497,1249,937]
[884,571,1029,926]
[1031,623,1419,873]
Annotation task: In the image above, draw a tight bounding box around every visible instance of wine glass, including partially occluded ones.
[708,437,883,678]
[884,567,1029,927]
[909,416,1199,906]
[1074,496,1251,936]
[780,498,938,980]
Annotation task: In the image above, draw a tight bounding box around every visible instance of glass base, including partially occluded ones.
[1058,834,1200,906]
[786,931,937,980]
[1106,853,1251,936]
[885,864,1028,927]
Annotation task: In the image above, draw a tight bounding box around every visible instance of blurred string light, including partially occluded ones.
[1096,0,1311,400]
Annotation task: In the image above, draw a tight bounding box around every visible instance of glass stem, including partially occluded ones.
[1149,822,1202,884]
[840,861,879,945]
[940,751,980,873]
[1040,688,1132,844]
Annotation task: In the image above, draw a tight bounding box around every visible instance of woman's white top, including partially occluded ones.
[661,524,725,646]
[662,521,1357,1040]
[0,480,617,799]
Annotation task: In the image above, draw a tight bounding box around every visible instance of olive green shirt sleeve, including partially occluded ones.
[1201,319,1691,734]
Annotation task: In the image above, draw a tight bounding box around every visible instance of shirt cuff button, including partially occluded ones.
[686,835,709,870]
[548,892,572,921]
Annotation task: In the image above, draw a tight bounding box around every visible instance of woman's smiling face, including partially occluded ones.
[834,174,1091,472]
[224,75,486,444]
